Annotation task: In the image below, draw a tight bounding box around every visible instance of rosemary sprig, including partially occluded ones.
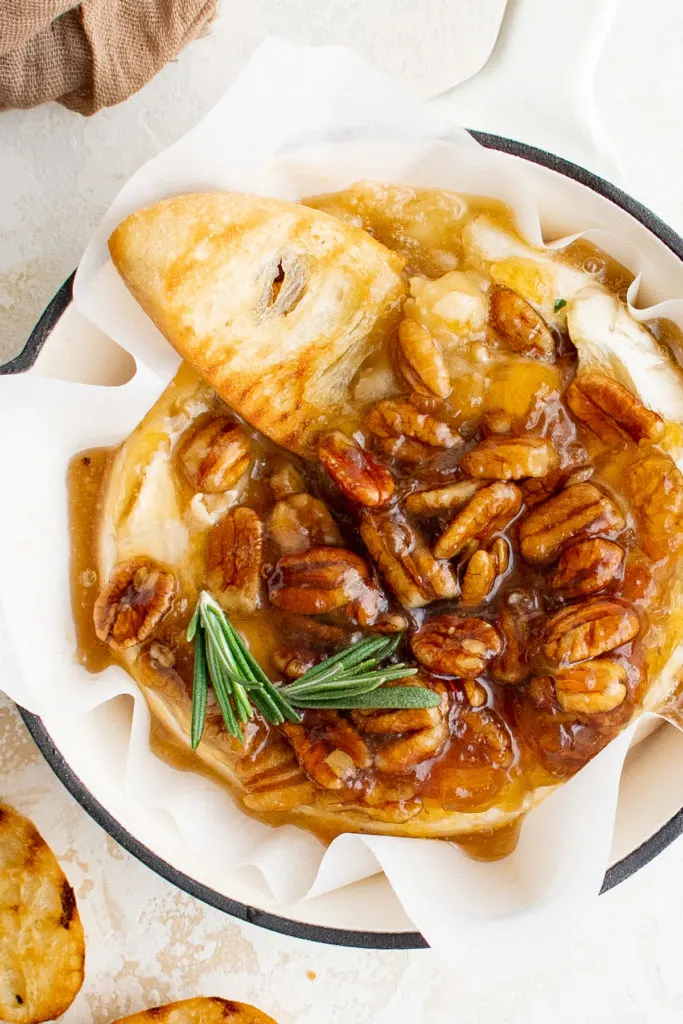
[186,591,439,746]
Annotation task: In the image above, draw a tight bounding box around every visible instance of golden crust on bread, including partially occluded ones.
[112,997,278,1024]
[109,192,407,453]
[0,802,85,1024]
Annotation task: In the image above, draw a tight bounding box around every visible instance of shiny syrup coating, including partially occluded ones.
[70,185,683,858]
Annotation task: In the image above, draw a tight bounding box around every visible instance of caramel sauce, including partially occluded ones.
[453,819,523,861]
[562,238,635,297]
[68,448,114,673]
[68,184,683,860]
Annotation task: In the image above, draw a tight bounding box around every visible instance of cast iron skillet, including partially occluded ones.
[4,132,683,950]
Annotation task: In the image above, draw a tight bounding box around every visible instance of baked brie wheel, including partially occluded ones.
[72,185,683,858]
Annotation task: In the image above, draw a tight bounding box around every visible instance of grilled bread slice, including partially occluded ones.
[112,998,278,1024]
[0,802,85,1024]
[109,192,407,454]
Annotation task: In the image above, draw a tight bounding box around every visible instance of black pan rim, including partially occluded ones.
[4,131,683,950]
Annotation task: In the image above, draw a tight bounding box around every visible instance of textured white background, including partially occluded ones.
[2,1,683,1021]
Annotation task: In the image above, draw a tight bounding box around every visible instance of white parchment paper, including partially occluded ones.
[2,39,683,964]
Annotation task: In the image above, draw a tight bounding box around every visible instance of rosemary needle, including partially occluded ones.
[205,637,239,738]
[290,687,441,711]
[189,626,208,749]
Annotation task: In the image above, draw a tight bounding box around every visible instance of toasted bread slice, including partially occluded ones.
[109,192,407,454]
[112,997,278,1024]
[0,802,85,1024]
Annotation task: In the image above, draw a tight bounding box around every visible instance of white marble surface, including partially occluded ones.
[2,1,683,1021]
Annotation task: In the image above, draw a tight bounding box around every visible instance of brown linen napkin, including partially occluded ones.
[0,0,216,115]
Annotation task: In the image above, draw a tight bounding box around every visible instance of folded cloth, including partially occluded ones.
[0,0,216,115]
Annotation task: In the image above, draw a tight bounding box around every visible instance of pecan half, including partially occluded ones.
[268,547,384,626]
[489,287,555,359]
[543,598,639,666]
[360,508,459,609]
[552,658,628,714]
[354,678,450,773]
[178,417,252,493]
[270,493,343,555]
[283,712,371,790]
[374,704,449,772]
[207,506,263,613]
[566,371,665,445]
[94,556,176,649]
[550,538,624,597]
[396,317,451,399]
[518,482,625,565]
[627,447,683,562]
[460,537,510,608]
[460,436,558,480]
[411,615,502,677]
[491,604,529,684]
[433,481,522,559]
[460,549,497,607]
[318,431,394,507]
[365,396,463,449]
[405,479,480,516]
